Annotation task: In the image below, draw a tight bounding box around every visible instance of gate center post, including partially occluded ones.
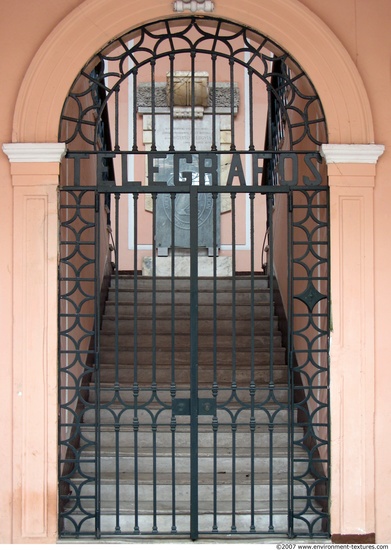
[189,184,199,541]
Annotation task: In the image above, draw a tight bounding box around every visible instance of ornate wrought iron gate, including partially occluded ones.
[58,16,330,540]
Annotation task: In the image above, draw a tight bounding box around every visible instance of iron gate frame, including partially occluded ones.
[58,151,329,539]
[58,15,330,540]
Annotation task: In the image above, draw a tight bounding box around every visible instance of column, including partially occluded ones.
[2,143,66,543]
[321,144,384,541]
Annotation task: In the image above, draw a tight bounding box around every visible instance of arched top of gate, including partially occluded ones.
[12,0,374,145]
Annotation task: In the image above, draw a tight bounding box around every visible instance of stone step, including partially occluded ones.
[82,402,291,425]
[68,471,304,501]
[108,288,272,305]
[99,332,283,348]
[87,385,289,405]
[67,498,296,515]
[74,448,308,476]
[79,424,295,447]
[94,365,288,385]
[65,493,321,518]
[105,302,273,318]
[114,275,270,291]
[101,317,280,332]
[98,347,287,364]
[62,508,324,535]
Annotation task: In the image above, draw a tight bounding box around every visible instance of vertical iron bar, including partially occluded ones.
[114,87,120,151]
[171,415,177,534]
[248,69,255,151]
[190,52,196,151]
[231,193,237,387]
[171,191,177,533]
[171,192,176,371]
[133,192,140,534]
[114,192,121,533]
[267,86,273,151]
[249,192,256,533]
[287,189,294,537]
[152,418,158,533]
[95,190,102,538]
[250,192,256,394]
[133,193,139,377]
[212,414,218,533]
[212,191,218,533]
[229,58,236,151]
[264,83,273,192]
[151,60,157,151]
[132,69,138,151]
[114,193,120,386]
[267,193,275,533]
[211,54,217,151]
[133,412,140,535]
[151,192,158,533]
[169,55,175,152]
[267,194,275,385]
[190,185,199,541]
[152,193,157,385]
[268,422,275,534]
[115,424,121,533]
[231,421,237,533]
[230,192,237,533]
[212,192,218,386]
[121,155,128,187]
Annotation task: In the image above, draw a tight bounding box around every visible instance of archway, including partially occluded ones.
[4,0,379,543]
[57,15,329,540]
[12,0,373,144]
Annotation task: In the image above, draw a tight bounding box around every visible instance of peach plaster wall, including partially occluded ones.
[1,145,66,544]
[0,0,389,543]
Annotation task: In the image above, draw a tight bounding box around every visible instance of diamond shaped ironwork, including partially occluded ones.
[296,282,326,310]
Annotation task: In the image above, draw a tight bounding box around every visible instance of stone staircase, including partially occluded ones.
[63,274,323,537]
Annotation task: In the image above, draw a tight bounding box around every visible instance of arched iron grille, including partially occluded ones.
[59,17,326,151]
[58,16,329,540]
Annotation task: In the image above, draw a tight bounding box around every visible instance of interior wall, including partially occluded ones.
[102,40,269,273]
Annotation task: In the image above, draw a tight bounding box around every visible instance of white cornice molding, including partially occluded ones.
[2,142,67,163]
[173,0,214,12]
[320,144,385,164]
